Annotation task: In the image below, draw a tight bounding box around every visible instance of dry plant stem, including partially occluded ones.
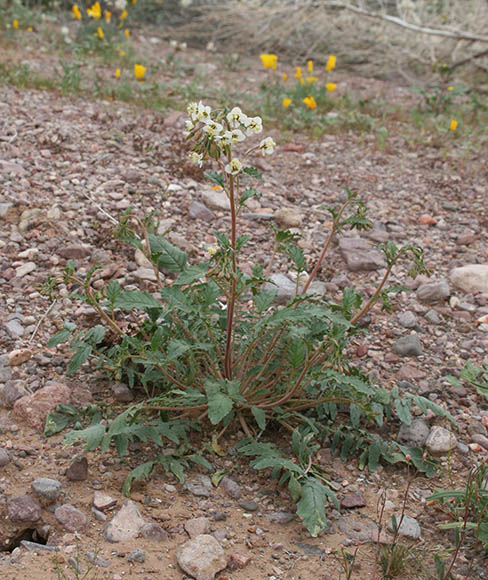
[300,196,349,295]
[371,491,387,580]
[224,170,238,381]
[443,467,478,580]
[385,463,417,577]
[350,263,393,325]
[71,275,123,337]
[29,298,57,343]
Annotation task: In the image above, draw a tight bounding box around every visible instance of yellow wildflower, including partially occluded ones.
[282,72,288,82]
[449,120,458,131]
[27,26,33,31]
[260,54,278,70]
[295,66,302,79]
[325,82,337,92]
[300,78,305,85]
[306,76,318,84]
[125,28,130,38]
[105,10,111,23]
[72,4,82,20]
[282,98,292,109]
[132,0,138,3]
[325,54,337,72]
[134,64,146,80]
[120,9,128,20]
[87,1,102,19]
[448,86,454,91]
[303,96,317,110]
[115,68,121,79]
[97,26,104,39]
[307,60,313,73]
[13,19,19,29]
[119,51,126,56]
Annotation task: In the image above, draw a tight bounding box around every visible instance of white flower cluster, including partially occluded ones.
[186,102,276,174]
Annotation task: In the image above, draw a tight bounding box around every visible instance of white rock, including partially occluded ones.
[450,264,488,294]
[176,535,227,580]
[426,426,457,455]
[104,500,146,543]
[15,262,37,278]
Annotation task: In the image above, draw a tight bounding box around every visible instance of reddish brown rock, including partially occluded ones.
[228,552,252,569]
[341,493,366,509]
[12,382,71,430]
[7,495,42,523]
[55,504,89,532]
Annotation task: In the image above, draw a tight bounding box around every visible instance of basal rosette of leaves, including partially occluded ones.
[46,101,455,537]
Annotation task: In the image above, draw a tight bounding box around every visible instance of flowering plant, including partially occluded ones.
[49,101,438,538]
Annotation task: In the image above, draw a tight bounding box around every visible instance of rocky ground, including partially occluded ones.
[1,22,488,580]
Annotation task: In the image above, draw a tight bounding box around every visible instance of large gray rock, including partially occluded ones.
[274,208,303,228]
[189,201,216,222]
[220,476,241,500]
[104,500,146,542]
[32,477,62,503]
[393,334,423,357]
[264,273,296,304]
[388,514,421,539]
[450,264,488,294]
[0,448,10,467]
[176,535,228,580]
[426,426,457,455]
[183,475,213,498]
[416,279,450,303]
[338,238,385,272]
[397,418,430,448]
[201,188,230,211]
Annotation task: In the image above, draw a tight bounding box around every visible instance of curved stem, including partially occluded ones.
[350,263,393,325]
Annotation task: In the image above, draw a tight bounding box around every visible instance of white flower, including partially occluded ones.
[202,120,223,139]
[225,158,243,176]
[243,115,263,136]
[187,102,199,121]
[183,120,194,136]
[207,243,219,256]
[217,128,245,147]
[227,106,248,128]
[61,26,70,36]
[259,136,276,155]
[169,39,178,49]
[115,0,127,10]
[196,101,211,122]
[189,152,203,167]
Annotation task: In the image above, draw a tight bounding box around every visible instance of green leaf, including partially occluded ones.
[48,322,76,347]
[114,433,129,456]
[114,290,161,311]
[67,343,92,374]
[251,407,266,431]
[288,475,301,502]
[243,166,263,181]
[167,339,191,361]
[296,479,328,537]
[148,233,187,273]
[44,411,75,437]
[288,341,306,369]
[188,454,213,471]
[205,380,233,425]
[254,289,277,313]
[106,280,122,303]
[64,423,106,451]
[204,170,225,187]
[160,286,193,313]
[174,264,208,286]
[240,187,261,206]
[122,460,157,496]
[368,440,382,472]
[84,324,106,344]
